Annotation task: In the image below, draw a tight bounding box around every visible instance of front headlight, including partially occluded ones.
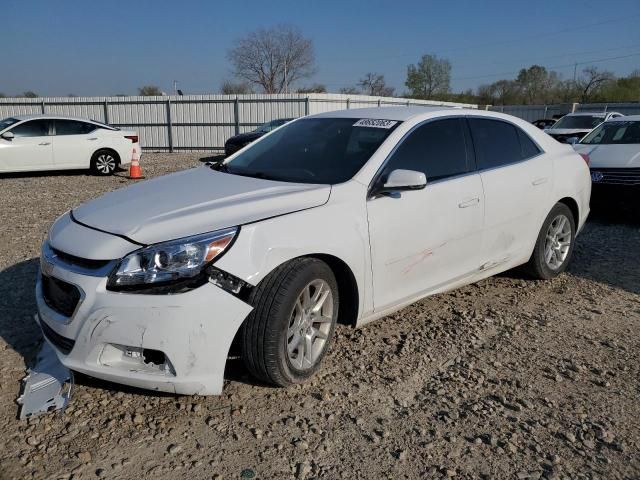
[107,227,238,291]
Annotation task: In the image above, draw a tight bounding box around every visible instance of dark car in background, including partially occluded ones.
[532,118,557,130]
[224,118,293,156]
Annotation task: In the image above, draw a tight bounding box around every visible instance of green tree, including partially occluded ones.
[22,91,39,98]
[0,93,6,98]
[137,85,163,96]
[339,87,360,94]
[296,84,327,93]
[577,66,615,102]
[515,65,559,104]
[405,54,451,99]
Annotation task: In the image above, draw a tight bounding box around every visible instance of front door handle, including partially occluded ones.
[532,177,548,186]
[88,137,98,141]
[458,197,480,208]
[38,142,51,146]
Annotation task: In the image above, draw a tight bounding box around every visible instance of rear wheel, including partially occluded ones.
[241,258,339,387]
[525,203,576,279]
[90,149,118,176]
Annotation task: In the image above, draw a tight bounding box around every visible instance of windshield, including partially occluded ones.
[224,117,399,184]
[580,121,640,145]
[0,117,20,132]
[552,115,604,130]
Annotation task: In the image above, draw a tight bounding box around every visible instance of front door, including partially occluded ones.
[0,119,53,172]
[366,117,484,311]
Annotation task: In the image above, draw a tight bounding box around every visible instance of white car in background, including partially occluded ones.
[36,107,590,395]
[545,111,624,144]
[0,115,139,175]
[573,116,640,187]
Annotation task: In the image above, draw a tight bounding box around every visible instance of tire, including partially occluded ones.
[241,257,339,387]
[90,149,119,176]
[524,203,576,280]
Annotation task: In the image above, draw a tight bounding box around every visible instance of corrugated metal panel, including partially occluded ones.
[0,94,477,151]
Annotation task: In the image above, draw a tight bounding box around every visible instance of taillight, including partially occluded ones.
[125,135,138,143]
[579,153,590,166]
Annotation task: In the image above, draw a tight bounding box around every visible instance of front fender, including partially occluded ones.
[215,181,372,323]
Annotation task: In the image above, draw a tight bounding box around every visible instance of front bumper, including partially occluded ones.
[35,263,252,395]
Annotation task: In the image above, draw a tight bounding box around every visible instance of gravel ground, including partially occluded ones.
[0,154,638,480]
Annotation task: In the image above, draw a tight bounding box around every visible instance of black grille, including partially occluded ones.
[51,247,111,270]
[590,167,640,186]
[41,275,81,317]
[40,320,75,355]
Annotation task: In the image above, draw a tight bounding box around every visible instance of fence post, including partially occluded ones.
[571,103,579,113]
[346,98,350,109]
[41,99,46,114]
[305,96,310,116]
[603,104,608,113]
[166,99,174,153]
[103,99,110,124]
[377,99,381,107]
[543,105,548,118]
[234,96,240,135]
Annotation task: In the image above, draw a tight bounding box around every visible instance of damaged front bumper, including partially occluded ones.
[35,263,253,395]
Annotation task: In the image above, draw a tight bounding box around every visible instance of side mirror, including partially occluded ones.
[1,131,14,140]
[566,137,579,145]
[374,169,427,196]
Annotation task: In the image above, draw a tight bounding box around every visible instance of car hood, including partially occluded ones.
[573,144,640,168]
[226,131,263,144]
[72,167,331,245]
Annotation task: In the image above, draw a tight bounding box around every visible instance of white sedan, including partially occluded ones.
[36,107,591,395]
[0,115,139,175]
[573,116,640,186]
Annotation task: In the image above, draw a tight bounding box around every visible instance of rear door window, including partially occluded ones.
[382,118,471,182]
[55,120,96,135]
[10,119,50,137]
[468,118,523,170]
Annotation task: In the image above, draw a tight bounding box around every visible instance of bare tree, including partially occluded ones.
[220,80,253,95]
[227,25,316,94]
[339,86,360,94]
[22,91,39,98]
[578,66,615,101]
[358,73,395,97]
[405,54,451,99]
[0,93,6,98]
[138,85,163,96]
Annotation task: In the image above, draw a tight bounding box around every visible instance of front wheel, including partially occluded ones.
[241,258,339,387]
[90,150,118,176]
[525,203,576,279]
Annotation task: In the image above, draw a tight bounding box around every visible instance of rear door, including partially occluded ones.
[52,120,99,168]
[367,117,485,310]
[468,117,551,270]
[0,119,53,172]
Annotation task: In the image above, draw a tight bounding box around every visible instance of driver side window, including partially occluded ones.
[381,118,471,182]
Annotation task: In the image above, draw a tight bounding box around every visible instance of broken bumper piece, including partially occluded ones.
[35,268,253,395]
[18,340,73,419]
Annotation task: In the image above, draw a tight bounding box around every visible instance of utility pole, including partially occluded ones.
[173,80,178,96]
[284,59,288,94]
[573,63,577,86]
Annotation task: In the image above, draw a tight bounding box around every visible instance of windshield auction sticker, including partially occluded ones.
[353,119,398,129]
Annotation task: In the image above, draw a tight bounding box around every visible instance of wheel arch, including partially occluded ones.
[557,196,579,227]
[308,253,359,327]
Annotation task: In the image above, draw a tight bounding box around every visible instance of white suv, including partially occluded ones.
[0,115,139,175]
[36,107,591,395]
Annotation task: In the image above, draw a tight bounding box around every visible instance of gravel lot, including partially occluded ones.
[0,153,639,480]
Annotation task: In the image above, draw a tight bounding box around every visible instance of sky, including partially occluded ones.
[2,0,640,97]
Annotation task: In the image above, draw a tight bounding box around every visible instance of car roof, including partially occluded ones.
[606,114,640,122]
[564,111,622,118]
[11,114,101,123]
[308,106,459,121]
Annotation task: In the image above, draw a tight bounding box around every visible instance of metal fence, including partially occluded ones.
[488,102,640,122]
[0,94,475,152]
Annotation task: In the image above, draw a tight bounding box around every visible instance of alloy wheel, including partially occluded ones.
[95,154,116,174]
[287,279,334,370]
[544,214,572,270]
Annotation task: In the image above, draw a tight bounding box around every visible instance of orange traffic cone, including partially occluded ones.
[128,147,144,179]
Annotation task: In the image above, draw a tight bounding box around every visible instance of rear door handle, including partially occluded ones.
[38,142,51,146]
[88,137,98,140]
[532,177,548,186]
[458,197,480,208]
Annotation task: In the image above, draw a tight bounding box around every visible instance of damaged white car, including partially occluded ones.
[36,107,591,395]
